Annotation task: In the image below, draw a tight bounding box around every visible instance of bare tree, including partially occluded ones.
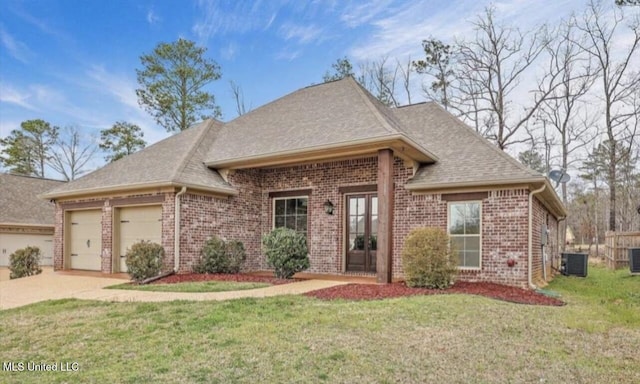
[535,16,598,203]
[454,6,560,150]
[397,57,413,105]
[359,57,399,107]
[575,0,640,231]
[229,80,251,117]
[50,126,97,181]
[358,56,416,107]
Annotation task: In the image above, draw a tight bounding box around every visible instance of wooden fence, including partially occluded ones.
[604,231,640,269]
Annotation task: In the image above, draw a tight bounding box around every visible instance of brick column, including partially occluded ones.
[376,149,394,283]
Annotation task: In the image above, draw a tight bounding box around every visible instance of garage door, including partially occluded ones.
[117,206,162,273]
[69,210,102,271]
[0,233,54,266]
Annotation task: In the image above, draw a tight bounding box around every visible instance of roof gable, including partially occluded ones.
[0,173,65,226]
[43,120,235,199]
[204,77,437,167]
[393,102,543,188]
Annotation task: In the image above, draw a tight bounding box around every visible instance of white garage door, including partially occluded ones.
[69,210,102,271]
[117,206,162,273]
[0,233,54,266]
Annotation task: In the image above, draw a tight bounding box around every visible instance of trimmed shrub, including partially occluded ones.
[194,236,246,274]
[262,227,309,279]
[125,241,165,282]
[9,246,42,279]
[402,227,457,289]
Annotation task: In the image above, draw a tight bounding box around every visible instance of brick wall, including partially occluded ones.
[53,203,64,270]
[53,157,561,289]
[532,195,559,286]
[177,158,380,274]
[394,186,531,288]
[178,170,262,272]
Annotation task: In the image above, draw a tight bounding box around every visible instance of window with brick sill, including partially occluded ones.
[273,197,308,234]
[448,201,481,269]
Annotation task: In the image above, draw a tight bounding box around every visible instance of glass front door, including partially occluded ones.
[346,194,377,272]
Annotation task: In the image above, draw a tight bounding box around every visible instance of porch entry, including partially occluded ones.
[346,194,378,272]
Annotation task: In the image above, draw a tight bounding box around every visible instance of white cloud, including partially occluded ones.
[85,65,140,110]
[275,48,302,61]
[0,83,37,110]
[347,0,586,61]
[279,23,324,44]
[0,26,33,63]
[147,9,161,25]
[82,66,168,145]
[265,12,278,30]
[340,0,395,28]
[220,42,238,60]
[192,1,271,42]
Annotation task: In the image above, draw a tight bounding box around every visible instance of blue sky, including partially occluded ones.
[0,0,617,151]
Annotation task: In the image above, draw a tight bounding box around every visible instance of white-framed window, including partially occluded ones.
[448,201,481,269]
[273,196,308,233]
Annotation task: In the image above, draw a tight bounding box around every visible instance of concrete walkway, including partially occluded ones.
[0,267,347,310]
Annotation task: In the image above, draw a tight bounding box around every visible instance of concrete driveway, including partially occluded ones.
[0,267,9,282]
[0,267,347,310]
[0,267,126,310]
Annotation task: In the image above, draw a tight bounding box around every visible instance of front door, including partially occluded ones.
[346,194,378,272]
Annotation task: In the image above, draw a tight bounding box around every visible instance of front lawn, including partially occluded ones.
[105,281,270,293]
[0,264,638,383]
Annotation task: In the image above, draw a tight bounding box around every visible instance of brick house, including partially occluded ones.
[42,77,565,288]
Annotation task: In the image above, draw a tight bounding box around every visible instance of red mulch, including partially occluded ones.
[304,281,565,306]
[146,273,564,306]
[150,273,299,286]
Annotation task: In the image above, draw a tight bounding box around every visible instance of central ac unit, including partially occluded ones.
[630,248,640,274]
[561,253,588,277]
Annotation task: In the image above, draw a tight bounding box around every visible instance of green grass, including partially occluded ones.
[1,264,638,383]
[105,281,270,293]
[547,263,640,332]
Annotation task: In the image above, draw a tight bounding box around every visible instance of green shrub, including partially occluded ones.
[402,227,457,289]
[194,236,246,274]
[262,228,309,279]
[9,246,42,279]
[125,241,165,282]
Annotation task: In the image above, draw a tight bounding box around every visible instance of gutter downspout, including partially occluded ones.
[174,187,187,272]
[528,184,546,290]
[555,216,567,272]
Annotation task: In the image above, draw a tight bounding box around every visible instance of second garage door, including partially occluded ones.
[117,206,162,273]
[69,210,103,271]
[0,233,54,267]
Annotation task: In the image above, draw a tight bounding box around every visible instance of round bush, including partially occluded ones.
[262,227,309,279]
[194,236,246,274]
[9,246,42,279]
[125,241,165,282]
[402,227,458,289]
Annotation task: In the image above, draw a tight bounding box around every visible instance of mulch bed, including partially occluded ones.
[150,273,299,286]
[147,273,564,306]
[304,281,566,306]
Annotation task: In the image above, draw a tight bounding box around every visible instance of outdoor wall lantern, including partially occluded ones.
[324,200,334,215]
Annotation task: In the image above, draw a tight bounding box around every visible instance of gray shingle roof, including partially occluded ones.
[42,77,561,215]
[0,173,65,226]
[393,102,544,188]
[205,77,435,166]
[43,120,235,198]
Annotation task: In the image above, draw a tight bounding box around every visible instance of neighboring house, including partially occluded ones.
[42,78,566,288]
[0,173,65,266]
